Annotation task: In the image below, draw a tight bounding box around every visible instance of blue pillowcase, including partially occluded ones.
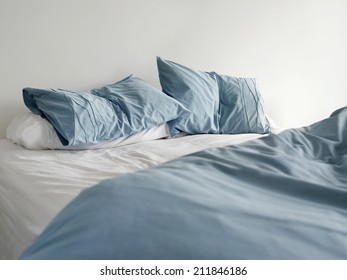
[23,59,271,146]
[23,75,189,146]
[157,57,270,135]
[215,74,270,134]
[157,56,220,134]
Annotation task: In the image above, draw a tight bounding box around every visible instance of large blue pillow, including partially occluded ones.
[157,57,220,134]
[23,75,189,146]
[157,57,270,135]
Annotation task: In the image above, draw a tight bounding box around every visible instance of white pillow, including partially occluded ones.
[7,112,169,150]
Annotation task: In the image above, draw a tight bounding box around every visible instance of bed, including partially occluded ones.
[1,57,346,259]
[0,130,269,259]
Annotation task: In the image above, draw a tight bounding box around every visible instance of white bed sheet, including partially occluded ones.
[0,132,276,259]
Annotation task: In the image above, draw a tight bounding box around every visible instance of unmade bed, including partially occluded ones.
[19,107,347,259]
[1,57,346,259]
[0,132,267,259]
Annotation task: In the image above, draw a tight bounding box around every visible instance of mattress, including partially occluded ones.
[0,132,268,259]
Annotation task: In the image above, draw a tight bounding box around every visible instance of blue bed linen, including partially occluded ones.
[157,57,270,135]
[20,107,347,259]
[216,75,270,134]
[157,57,220,135]
[23,75,189,146]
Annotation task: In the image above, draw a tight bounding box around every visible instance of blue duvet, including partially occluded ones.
[20,107,347,259]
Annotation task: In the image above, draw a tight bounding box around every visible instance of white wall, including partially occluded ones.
[0,0,346,138]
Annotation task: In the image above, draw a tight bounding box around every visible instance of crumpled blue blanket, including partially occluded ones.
[20,107,347,259]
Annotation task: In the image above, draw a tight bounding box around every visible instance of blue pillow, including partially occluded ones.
[23,75,189,146]
[157,57,270,135]
[214,74,270,134]
[157,57,220,135]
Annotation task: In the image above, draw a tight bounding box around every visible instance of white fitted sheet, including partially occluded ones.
[0,133,274,259]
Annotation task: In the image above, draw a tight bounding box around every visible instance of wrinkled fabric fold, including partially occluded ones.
[20,107,347,260]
